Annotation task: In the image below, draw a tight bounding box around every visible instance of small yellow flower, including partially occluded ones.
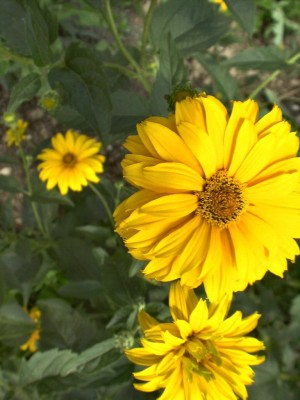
[20,307,41,353]
[126,282,265,400]
[39,90,59,111]
[114,94,300,302]
[37,129,106,195]
[213,0,228,11]
[5,119,28,147]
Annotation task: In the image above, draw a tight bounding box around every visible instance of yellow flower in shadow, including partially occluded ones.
[5,119,28,147]
[20,307,41,353]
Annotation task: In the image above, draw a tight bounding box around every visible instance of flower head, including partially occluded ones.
[213,0,227,11]
[126,282,264,400]
[20,307,41,353]
[5,118,28,147]
[114,94,300,301]
[37,129,105,195]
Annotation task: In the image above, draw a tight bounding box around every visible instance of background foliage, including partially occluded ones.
[0,0,300,399]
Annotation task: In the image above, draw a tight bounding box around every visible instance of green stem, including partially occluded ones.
[140,0,158,67]
[102,0,151,92]
[19,147,47,236]
[88,182,115,229]
[0,45,33,65]
[102,61,148,87]
[249,51,300,99]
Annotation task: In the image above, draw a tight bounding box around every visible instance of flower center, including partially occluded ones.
[195,170,246,228]
[62,152,76,166]
[183,338,221,381]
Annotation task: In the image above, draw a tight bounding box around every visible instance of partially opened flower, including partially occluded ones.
[126,281,265,400]
[37,129,105,195]
[114,94,300,301]
[20,307,41,353]
[213,0,227,11]
[5,118,28,147]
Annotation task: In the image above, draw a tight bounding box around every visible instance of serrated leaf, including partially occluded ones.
[19,338,116,386]
[0,175,22,193]
[150,0,229,56]
[225,0,256,36]
[224,46,288,70]
[7,73,41,113]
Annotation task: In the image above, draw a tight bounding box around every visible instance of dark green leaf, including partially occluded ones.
[150,0,229,56]
[225,0,256,36]
[0,0,30,56]
[224,46,289,70]
[0,175,22,193]
[0,303,34,345]
[59,281,102,300]
[195,54,238,100]
[7,73,41,113]
[23,0,54,66]
[150,34,187,115]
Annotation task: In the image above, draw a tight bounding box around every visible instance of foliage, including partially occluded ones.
[0,0,299,399]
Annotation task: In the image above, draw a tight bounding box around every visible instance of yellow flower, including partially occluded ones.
[126,281,265,400]
[5,118,28,147]
[37,129,105,195]
[20,307,41,353]
[213,0,228,11]
[114,95,300,301]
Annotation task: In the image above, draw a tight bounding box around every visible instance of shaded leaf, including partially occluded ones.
[0,175,22,193]
[225,0,256,36]
[7,73,41,112]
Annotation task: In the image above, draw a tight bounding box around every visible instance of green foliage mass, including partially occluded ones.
[0,0,300,399]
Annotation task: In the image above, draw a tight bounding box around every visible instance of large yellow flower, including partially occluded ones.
[126,282,265,400]
[114,95,300,301]
[37,129,105,195]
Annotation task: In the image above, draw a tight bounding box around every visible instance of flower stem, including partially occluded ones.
[249,51,300,99]
[88,182,115,229]
[19,147,47,236]
[102,0,151,93]
[140,0,158,67]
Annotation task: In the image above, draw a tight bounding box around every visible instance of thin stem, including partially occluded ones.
[140,0,158,67]
[102,61,149,88]
[88,182,115,229]
[0,45,33,65]
[19,147,47,236]
[102,0,151,92]
[249,51,300,99]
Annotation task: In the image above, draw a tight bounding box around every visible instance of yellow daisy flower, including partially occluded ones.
[20,307,41,353]
[5,118,28,147]
[126,281,265,400]
[114,95,300,301]
[37,129,105,195]
[213,0,228,11]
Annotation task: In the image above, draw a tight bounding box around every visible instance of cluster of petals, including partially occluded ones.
[114,94,300,301]
[37,129,105,195]
[126,281,265,400]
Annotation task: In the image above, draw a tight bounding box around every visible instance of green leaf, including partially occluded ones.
[150,0,229,57]
[49,43,111,140]
[23,0,55,66]
[0,0,30,56]
[111,89,149,135]
[59,281,102,300]
[0,175,22,193]
[225,0,256,36]
[150,34,187,115]
[224,46,289,70]
[19,338,117,386]
[38,298,98,352]
[0,303,34,345]
[195,54,238,100]
[7,73,41,113]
